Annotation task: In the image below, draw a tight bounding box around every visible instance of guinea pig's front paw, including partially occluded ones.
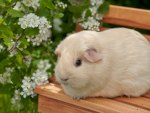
[72,96,86,100]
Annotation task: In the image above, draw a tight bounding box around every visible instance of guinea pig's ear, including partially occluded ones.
[83,48,102,63]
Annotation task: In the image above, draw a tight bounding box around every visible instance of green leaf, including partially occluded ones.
[1,34,12,47]
[98,2,110,14]
[0,25,13,37]
[54,13,64,18]
[19,37,29,49]
[7,8,23,17]
[24,28,39,36]
[40,0,55,10]
[16,53,23,65]
[0,0,5,7]
[68,3,90,18]
[0,58,9,73]
[85,9,92,17]
[0,18,3,24]
[0,25,13,47]
[0,84,13,94]
[38,7,49,17]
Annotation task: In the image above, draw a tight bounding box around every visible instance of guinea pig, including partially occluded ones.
[54,28,150,99]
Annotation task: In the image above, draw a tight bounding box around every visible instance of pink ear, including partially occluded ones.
[83,49,102,63]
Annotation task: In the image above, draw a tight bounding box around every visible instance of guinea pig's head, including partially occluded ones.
[55,31,102,88]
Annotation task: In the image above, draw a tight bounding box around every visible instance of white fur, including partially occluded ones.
[55,28,150,99]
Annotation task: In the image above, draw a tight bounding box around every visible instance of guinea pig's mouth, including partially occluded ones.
[56,76,70,85]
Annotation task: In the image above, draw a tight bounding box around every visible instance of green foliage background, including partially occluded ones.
[110,0,150,9]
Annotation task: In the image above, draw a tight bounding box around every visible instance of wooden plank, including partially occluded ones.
[88,98,150,113]
[103,5,150,30]
[35,84,115,113]
[38,95,94,113]
[115,97,150,111]
[35,83,150,113]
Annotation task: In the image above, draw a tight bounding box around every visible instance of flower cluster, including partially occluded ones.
[13,2,24,11]
[79,0,104,31]
[13,0,40,11]
[11,89,21,108]
[23,0,40,10]
[18,13,52,46]
[20,76,36,98]
[23,56,32,66]
[53,18,63,32]
[0,68,13,84]
[20,59,50,98]
[91,0,103,6]
[56,1,67,9]
[18,13,40,29]
[37,59,51,71]
[80,17,100,31]
[0,67,14,84]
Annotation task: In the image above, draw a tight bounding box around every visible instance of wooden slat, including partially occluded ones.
[38,95,94,113]
[115,97,150,110]
[35,83,150,113]
[103,5,150,30]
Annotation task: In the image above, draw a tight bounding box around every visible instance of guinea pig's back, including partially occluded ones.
[97,28,150,81]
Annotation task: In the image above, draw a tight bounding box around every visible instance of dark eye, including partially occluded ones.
[75,59,82,67]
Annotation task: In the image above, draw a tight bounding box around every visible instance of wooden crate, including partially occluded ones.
[35,5,150,113]
[35,83,150,113]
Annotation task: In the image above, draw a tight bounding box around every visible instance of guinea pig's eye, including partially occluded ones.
[75,58,82,67]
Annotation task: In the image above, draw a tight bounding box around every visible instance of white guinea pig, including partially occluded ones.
[55,28,150,99]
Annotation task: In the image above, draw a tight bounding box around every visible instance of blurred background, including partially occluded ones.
[110,0,150,9]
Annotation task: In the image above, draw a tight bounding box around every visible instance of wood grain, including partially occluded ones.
[35,83,150,113]
[38,95,95,113]
[103,5,150,30]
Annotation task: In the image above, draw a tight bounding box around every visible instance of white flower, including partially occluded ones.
[29,29,51,46]
[89,7,97,16]
[56,1,67,9]
[22,0,40,10]
[13,2,24,11]
[53,18,62,32]
[90,0,103,6]
[19,15,52,46]
[18,13,40,29]
[11,89,21,106]
[37,59,51,71]
[23,56,32,66]
[21,76,35,98]
[80,17,100,31]
[20,59,50,98]
[0,67,14,84]
[32,69,49,86]
[39,17,52,29]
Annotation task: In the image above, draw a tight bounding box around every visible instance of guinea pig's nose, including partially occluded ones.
[60,77,69,82]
